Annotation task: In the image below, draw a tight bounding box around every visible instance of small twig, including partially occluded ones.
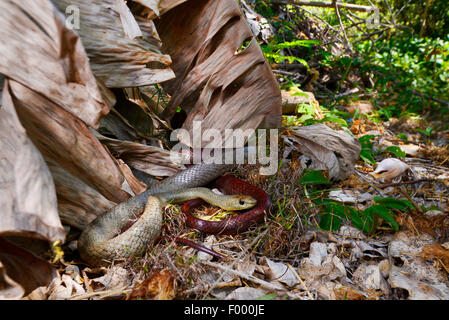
[408,89,449,107]
[201,260,286,292]
[333,0,351,51]
[69,288,132,300]
[272,69,299,77]
[341,11,367,35]
[286,263,314,299]
[380,178,437,188]
[346,10,366,21]
[394,0,412,19]
[399,189,424,215]
[274,63,309,71]
[333,87,360,99]
[439,155,449,167]
[167,236,227,260]
[183,279,243,296]
[383,0,397,28]
[272,0,376,12]
[296,6,338,32]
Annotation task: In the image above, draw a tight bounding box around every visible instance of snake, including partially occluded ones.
[78,163,267,266]
[182,175,271,235]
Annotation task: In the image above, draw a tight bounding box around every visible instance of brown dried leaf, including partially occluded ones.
[0,80,65,242]
[0,261,24,300]
[421,244,449,273]
[155,0,281,147]
[46,159,116,230]
[91,266,131,291]
[47,274,86,300]
[96,133,186,177]
[138,0,188,18]
[53,0,176,88]
[259,257,299,287]
[133,0,162,16]
[129,269,175,300]
[0,0,109,128]
[114,159,148,195]
[388,231,449,299]
[9,80,131,204]
[334,285,368,300]
[0,238,59,298]
[123,87,172,132]
[283,124,361,180]
[116,0,144,39]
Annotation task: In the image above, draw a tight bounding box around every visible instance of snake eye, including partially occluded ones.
[239,199,245,205]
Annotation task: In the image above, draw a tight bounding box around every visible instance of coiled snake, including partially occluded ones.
[78,162,269,266]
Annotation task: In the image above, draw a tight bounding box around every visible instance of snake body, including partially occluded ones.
[78,163,259,266]
[182,175,271,235]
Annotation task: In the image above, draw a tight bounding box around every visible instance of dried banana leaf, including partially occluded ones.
[0,0,109,128]
[138,0,189,18]
[53,0,176,88]
[45,159,116,230]
[155,0,282,147]
[9,80,131,204]
[0,238,59,298]
[96,132,186,177]
[0,80,65,243]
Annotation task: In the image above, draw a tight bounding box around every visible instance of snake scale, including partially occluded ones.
[78,163,261,266]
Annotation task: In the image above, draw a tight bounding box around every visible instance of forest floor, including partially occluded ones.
[35,106,448,301]
[20,1,449,301]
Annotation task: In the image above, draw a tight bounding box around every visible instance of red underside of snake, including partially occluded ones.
[121,175,270,236]
[182,175,271,235]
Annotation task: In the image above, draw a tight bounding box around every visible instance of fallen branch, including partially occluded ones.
[380,178,438,188]
[273,0,376,12]
[409,89,449,107]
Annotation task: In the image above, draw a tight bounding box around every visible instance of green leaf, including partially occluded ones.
[311,197,338,206]
[347,206,375,233]
[300,170,332,185]
[365,205,399,231]
[385,146,406,159]
[255,293,278,300]
[358,134,377,144]
[359,135,377,164]
[292,91,310,97]
[269,39,321,50]
[360,150,376,165]
[319,213,343,231]
[321,115,348,127]
[297,114,314,123]
[373,196,413,210]
[415,126,434,136]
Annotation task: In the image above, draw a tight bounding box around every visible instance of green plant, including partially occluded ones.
[356,33,449,115]
[299,169,332,185]
[261,39,320,68]
[384,146,406,159]
[317,196,414,234]
[358,134,377,165]
[415,126,434,137]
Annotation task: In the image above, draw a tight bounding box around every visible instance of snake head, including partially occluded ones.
[226,195,257,210]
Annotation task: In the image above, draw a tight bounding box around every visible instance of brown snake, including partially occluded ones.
[78,163,258,266]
